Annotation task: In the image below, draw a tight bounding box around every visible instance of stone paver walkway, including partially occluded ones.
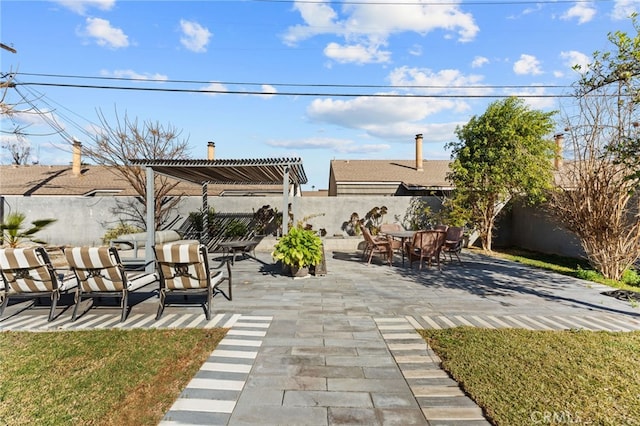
[2,250,639,425]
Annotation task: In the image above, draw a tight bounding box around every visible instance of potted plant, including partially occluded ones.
[271,226,323,277]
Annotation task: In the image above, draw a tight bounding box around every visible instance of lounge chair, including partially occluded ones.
[362,227,393,266]
[404,230,447,270]
[0,246,77,321]
[64,246,158,322]
[441,226,465,263]
[154,243,232,320]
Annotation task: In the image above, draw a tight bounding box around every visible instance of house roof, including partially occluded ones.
[330,159,453,188]
[0,164,287,196]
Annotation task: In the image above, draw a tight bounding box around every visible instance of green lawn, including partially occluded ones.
[420,248,640,425]
[421,328,640,426]
[0,328,226,425]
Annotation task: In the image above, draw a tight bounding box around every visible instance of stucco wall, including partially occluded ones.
[1,195,441,247]
[1,195,587,258]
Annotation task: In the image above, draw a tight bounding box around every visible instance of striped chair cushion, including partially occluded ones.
[65,247,125,292]
[155,243,208,290]
[0,247,56,293]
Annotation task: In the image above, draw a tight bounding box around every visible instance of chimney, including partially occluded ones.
[72,140,82,176]
[553,133,564,169]
[207,141,215,160]
[415,134,423,171]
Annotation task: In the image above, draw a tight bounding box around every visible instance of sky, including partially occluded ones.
[1,0,639,190]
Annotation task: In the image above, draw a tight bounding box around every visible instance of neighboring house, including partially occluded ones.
[328,134,453,197]
[0,141,290,198]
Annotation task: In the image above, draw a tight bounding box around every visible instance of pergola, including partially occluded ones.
[129,157,308,272]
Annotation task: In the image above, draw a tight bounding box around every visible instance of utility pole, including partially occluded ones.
[0,43,17,53]
[1,42,17,88]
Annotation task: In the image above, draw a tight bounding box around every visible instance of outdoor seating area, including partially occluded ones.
[1,242,233,323]
[365,224,465,269]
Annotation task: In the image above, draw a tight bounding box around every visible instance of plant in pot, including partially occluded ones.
[271,226,323,277]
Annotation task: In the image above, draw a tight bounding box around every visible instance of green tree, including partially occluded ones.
[446,97,556,251]
[1,212,56,248]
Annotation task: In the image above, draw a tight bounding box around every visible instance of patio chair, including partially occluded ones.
[65,246,158,322]
[0,246,77,321]
[154,243,232,320]
[379,223,404,257]
[404,230,447,270]
[441,226,465,263]
[362,227,392,266]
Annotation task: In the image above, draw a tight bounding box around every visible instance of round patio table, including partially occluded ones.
[385,230,416,266]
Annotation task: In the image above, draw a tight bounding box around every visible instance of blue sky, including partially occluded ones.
[1,0,638,190]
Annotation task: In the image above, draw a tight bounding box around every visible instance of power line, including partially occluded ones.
[13,71,573,90]
[14,81,574,98]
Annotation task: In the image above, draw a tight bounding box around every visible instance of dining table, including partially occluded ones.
[385,230,416,266]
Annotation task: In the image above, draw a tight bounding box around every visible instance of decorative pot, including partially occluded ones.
[290,265,309,278]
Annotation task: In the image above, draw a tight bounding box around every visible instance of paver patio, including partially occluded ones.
[2,249,639,425]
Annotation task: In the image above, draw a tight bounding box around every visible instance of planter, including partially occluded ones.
[290,265,310,278]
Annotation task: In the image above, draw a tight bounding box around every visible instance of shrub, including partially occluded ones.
[622,268,640,287]
[225,220,248,238]
[102,223,142,245]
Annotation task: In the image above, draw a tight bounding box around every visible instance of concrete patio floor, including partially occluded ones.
[2,249,639,425]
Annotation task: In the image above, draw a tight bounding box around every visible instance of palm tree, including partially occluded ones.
[1,212,56,248]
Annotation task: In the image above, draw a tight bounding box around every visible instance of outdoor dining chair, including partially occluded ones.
[404,230,447,270]
[0,246,77,322]
[154,243,232,320]
[379,223,405,258]
[362,227,393,266]
[441,226,465,263]
[65,246,158,322]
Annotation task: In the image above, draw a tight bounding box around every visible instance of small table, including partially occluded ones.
[218,240,260,265]
[385,230,416,266]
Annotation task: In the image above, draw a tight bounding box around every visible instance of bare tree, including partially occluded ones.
[548,25,640,280]
[85,109,191,230]
[1,72,32,164]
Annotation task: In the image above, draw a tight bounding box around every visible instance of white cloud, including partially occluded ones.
[507,3,543,19]
[259,84,278,99]
[305,66,488,140]
[513,54,543,75]
[504,86,557,110]
[179,19,211,53]
[561,2,596,24]
[324,42,391,64]
[267,137,390,154]
[99,69,168,81]
[55,0,115,15]
[612,0,638,20]
[283,1,479,64]
[471,56,489,68]
[201,82,228,96]
[82,17,128,48]
[408,44,423,56]
[560,50,591,73]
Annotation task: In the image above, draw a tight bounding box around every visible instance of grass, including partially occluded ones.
[492,247,640,293]
[420,327,640,426]
[0,328,226,425]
